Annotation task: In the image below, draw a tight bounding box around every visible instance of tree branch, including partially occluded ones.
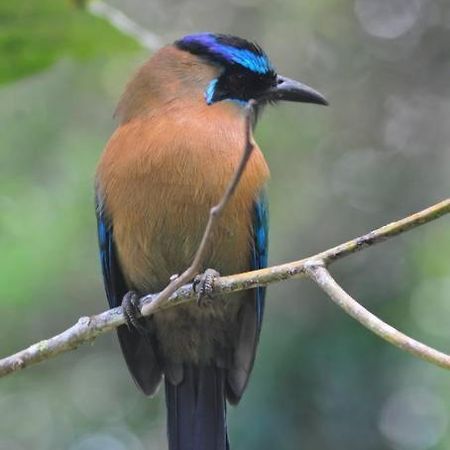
[304,262,450,369]
[0,198,448,378]
[0,101,257,378]
[65,0,450,387]
[138,100,256,317]
[88,1,162,50]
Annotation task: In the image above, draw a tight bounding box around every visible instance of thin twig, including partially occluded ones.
[0,198,448,377]
[210,198,450,292]
[88,1,162,51]
[304,262,450,369]
[140,100,256,317]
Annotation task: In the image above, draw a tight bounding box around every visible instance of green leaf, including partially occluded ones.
[0,0,140,85]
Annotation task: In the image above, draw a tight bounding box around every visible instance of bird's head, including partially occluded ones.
[115,33,327,122]
[175,32,328,108]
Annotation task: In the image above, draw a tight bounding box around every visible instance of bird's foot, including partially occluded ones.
[193,268,220,307]
[122,291,148,335]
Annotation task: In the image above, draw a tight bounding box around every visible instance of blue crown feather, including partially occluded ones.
[177,33,273,75]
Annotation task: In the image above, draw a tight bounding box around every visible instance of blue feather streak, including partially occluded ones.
[205,78,218,104]
[181,33,272,74]
[252,193,269,327]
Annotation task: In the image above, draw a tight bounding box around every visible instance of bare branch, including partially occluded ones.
[210,198,450,291]
[0,198,448,377]
[139,101,256,317]
[0,101,257,378]
[304,262,450,369]
[88,1,162,50]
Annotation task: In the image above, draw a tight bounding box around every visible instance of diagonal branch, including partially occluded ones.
[0,198,448,377]
[304,262,450,369]
[0,100,256,378]
[208,198,450,293]
[139,100,256,317]
[88,1,162,50]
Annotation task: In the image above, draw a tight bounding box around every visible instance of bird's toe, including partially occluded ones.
[122,291,148,335]
[193,268,220,307]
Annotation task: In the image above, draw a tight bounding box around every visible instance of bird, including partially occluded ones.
[95,32,327,450]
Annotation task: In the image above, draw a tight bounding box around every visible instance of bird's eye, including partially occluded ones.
[224,72,247,96]
[228,73,245,86]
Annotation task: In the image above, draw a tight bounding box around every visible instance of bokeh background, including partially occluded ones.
[1,1,449,449]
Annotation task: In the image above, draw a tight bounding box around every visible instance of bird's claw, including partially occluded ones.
[193,268,220,307]
[122,291,148,335]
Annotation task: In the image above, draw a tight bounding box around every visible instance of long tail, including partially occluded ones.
[165,365,229,450]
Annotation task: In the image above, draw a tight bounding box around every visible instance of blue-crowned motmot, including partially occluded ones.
[96,33,327,450]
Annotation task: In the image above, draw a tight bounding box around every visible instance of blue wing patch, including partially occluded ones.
[225,190,269,403]
[96,189,163,395]
[251,191,269,332]
[96,191,128,309]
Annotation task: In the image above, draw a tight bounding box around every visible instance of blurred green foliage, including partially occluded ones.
[0,1,449,450]
[0,0,139,85]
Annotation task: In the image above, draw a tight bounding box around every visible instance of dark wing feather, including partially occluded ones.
[252,190,268,331]
[96,196,127,310]
[226,190,268,403]
[96,190,162,395]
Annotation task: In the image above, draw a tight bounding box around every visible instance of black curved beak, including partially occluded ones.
[264,75,328,106]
